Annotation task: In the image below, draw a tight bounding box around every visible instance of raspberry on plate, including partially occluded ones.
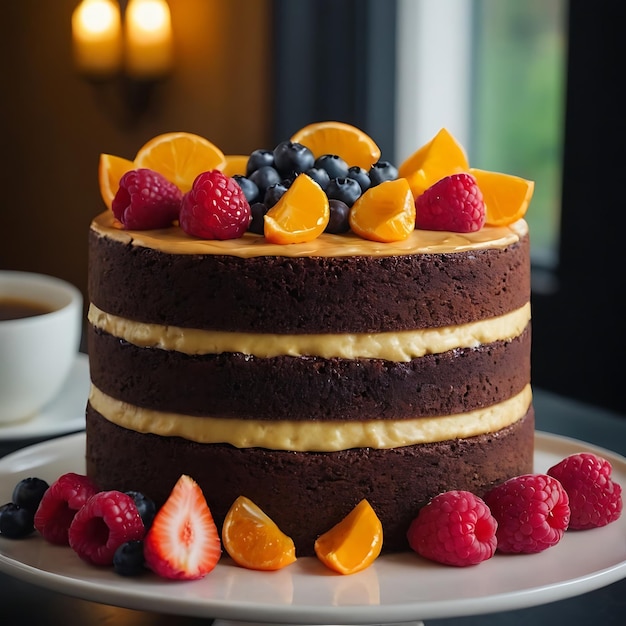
[484,474,570,554]
[112,168,183,230]
[406,490,497,567]
[34,473,99,545]
[69,490,145,566]
[179,169,251,240]
[415,173,485,233]
[547,453,622,529]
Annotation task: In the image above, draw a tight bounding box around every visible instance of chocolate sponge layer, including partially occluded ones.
[88,228,530,334]
[88,325,531,420]
[86,405,535,555]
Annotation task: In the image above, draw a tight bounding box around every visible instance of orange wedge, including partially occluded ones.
[221,154,249,177]
[134,131,226,193]
[314,499,383,575]
[399,128,469,199]
[291,121,381,170]
[222,496,297,571]
[349,178,415,243]
[98,153,134,210]
[470,168,534,226]
[264,174,330,244]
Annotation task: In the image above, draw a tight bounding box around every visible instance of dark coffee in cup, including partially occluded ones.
[0,297,54,321]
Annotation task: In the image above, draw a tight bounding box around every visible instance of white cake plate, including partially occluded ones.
[0,432,625,625]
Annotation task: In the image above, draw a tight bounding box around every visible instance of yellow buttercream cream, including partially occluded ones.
[88,302,530,360]
[89,384,532,452]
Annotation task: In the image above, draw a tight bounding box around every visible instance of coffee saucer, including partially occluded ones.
[0,353,89,440]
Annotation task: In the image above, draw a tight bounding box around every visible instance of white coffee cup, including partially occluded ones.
[0,270,83,424]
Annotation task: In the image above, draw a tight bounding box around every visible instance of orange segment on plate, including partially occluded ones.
[134,131,226,193]
[221,154,249,177]
[264,173,330,244]
[290,121,381,170]
[222,496,296,571]
[398,128,469,199]
[314,499,383,575]
[349,178,415,243]
[470,168,535,226]
[98,153,134,210]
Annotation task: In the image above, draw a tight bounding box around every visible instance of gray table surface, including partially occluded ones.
[0,386,624,626]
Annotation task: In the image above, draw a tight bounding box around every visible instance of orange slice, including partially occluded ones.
[134,131,226,193]
[221,154,249,177]
[314,499,383,575]
[264,174,330,244]
[398,128,469,199]
[98,153,134,210]
[470,168,534,226]
[290,121,381,170]
[222,496,296,571]
[349,178,415,243]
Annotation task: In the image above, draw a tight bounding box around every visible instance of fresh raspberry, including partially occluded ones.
[484,474,570,554]
[547,453,622,530]
[406,490,497,567]
[415,173,485,232]
[68,491,145,566]
[112,168,183,230]
[34,473,99,545]
[179,169,252,240]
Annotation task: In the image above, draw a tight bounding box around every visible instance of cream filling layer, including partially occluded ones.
[91,211,528,258]
[88,302,530,360]
[89,384,532,452]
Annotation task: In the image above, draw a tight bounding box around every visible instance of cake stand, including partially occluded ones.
[0,432,625,625]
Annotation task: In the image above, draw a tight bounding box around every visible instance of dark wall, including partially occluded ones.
[0,0,274,312]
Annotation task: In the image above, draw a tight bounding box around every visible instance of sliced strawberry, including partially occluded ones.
[143,475,221,580]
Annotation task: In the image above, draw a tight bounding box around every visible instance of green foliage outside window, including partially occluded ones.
[471,0,566,266]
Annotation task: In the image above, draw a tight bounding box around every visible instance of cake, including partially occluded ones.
[85,125,535,556]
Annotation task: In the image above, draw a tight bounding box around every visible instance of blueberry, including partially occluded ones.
[325,177,362,207]
[369,160,399,186]
[125,490,157,530]
[232,175,260,204]
[12,477,49,513]
[264,181,290,208]
[248,202,268,235]
[325,199,351,234]
[246,149,274,177]
[305,167,330,190]
[314,154,349,179]
[0,502,35,538]
[272,141,315,177]
[347,166,371,193]
[248,166,281,195]
[113,540,146,577]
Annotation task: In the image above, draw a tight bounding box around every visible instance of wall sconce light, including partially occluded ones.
[71,0,173,122]
[125,0,173,79]
[72,0,123,78]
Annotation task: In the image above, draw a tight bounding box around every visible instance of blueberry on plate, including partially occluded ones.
[0,502,35,539]
[12,477,49,513]
[113,540,146,577]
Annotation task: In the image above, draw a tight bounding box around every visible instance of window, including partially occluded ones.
[396,0,566,269]
[273,0,625,413]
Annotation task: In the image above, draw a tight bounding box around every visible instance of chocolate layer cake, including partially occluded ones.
[86,211,534,555]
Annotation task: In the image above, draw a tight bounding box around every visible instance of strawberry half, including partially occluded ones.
[143,475,221,580]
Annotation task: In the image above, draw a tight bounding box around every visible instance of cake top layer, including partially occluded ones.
[91,210,528,258]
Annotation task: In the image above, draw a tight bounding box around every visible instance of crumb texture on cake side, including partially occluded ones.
[85,216,533,555]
